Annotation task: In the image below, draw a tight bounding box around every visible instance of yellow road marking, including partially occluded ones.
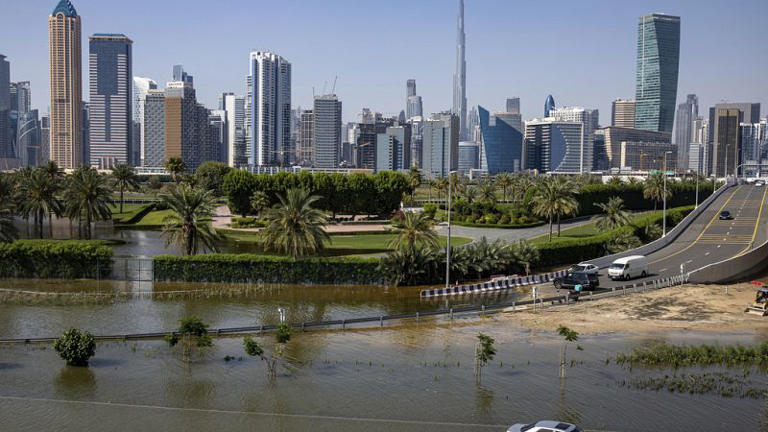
[736,184,768,256]
[649,186,741,265]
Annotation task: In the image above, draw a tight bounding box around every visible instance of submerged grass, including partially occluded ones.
[619,372,766,399]
[616,342,768,369]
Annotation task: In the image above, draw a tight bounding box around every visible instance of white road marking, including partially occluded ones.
[659,268,668,272]
[686,260,693,264]
[705,252,710,256]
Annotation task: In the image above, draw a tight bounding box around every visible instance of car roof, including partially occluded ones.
[532,420,576,430]
[612,255,645,264]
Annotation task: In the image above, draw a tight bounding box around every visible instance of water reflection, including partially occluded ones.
[54,366,97,398]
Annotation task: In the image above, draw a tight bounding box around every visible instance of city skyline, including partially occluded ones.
[1,0,765,126]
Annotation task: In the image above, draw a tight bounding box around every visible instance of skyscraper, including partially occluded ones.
[407,79,417,98]
[10,81,31,115]
[143,89,165,168]
[0,55,10,159]
[245,51,291,167]
[524,119,584,174]
[453,0,467,141]
[548,106,599,172]
[674,94,698,171]
[544,95,555,118]
[49,0,83,169]
[222,94,245,167]
[478,106,523,174]
[422,112,459,179]
[611,99,636,128]
[506,97,521,115]
[17,110,42,167]
[634,13,680,134]
[297,109,314,166]
[133,77,158,166]
[313,94,342,169]
[712,108,742,177]
[88,33,133,168]
[376,124,411,172]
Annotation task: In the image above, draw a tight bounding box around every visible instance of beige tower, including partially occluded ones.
[48,0,83,169]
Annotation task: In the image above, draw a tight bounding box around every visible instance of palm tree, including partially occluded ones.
[261,188,329,259]
[643,172,670,211]
[434,177,449,203]
[606,230,642,254]
[159,185,222,255]
[41,161,64,180]
[379,246,440,286]
[532,177,579,241]
[111,164,139,214]
[607,176,623,185]
[389,211,439,252]
[593,196,631,231]
[250,190,269,217]
[18,168,61,238]
[552,177,579,236]
[495,173,514,202]
[407,166,422,200]
[165,157,186,183]
[477,179,497,204]
[509,239,539,276]
[63,167,113,240]
[463,186,478,203]
[0,201,18,243]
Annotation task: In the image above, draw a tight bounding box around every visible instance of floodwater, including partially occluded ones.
[0,322,764,431]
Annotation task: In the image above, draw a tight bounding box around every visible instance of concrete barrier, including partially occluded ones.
[688,241,768,284]
[587,181,734,269]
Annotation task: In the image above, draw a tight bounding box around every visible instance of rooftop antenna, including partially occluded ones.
[331,76,338,95]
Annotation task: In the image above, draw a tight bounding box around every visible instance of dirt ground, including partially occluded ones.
[501,282,768,334]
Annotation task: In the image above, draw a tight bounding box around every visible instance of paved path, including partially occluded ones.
[212,206,393,234]
[434,216,593,242]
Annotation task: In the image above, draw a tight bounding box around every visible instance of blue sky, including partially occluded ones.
[2,0,766,124]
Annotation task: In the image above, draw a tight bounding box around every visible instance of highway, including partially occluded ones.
[595,183,768,289]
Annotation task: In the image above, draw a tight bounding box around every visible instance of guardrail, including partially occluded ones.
[0,274,688,344]
[689,240,768,284]
[420,270,569,298]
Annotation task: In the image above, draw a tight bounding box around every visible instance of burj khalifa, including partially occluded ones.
[453,0,467,141]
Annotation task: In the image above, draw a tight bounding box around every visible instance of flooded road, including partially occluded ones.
[0,323,764,431]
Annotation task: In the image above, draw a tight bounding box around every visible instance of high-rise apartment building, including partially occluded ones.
[407,79,417,98]
[548,106,599,172]
[506,97,521,115]
[634,13,680,134]
[707,103,760,174]
[222,94,245,167]
[599,126,671,169]
[143,89,165,168]
[453,0,467,140]
[688,117,708,175]
[88,33,133,168]
[133,77,157,166]
[376,124,411,172]
[458,141,479,176]
[245,51,291,167]
[10,81,31,115]
[17,110,42,167]
[313,94,342,169]
[611,99,636,128]
[406,79,423,120]
[422,112,459,179]
[0,55,10,159]
[49,0,83,169]
[478,105,523,174]
[297,109,314,166]
[740,120,767,168]
[712,108,743,177]
[674,94,698,171]
[523,119,584,174]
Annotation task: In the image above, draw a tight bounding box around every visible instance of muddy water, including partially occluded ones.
[0,323,764,431]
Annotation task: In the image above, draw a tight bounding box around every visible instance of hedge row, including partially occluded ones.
[153,254,383,285]
[573,183,711,216]
[448,219,546,230]
[0,240,113,279]
[231,217,267,229]
[535,206,694,268]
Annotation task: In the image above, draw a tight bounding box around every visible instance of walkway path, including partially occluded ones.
[434,216,593,242]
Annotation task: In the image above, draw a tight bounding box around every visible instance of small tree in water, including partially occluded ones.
[474,333,496,384]
[557,325,580,378]
[166,316,213,361]
[53,328,96,366]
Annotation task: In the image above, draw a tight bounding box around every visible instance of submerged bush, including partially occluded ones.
[53,328,96,366]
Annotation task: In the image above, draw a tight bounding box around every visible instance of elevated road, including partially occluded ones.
[596,183,768,289]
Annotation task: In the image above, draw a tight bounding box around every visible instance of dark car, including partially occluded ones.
[719,211,733,220]
[553,271,599,291]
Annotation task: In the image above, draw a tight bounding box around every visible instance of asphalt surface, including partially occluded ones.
[594,184,768,290]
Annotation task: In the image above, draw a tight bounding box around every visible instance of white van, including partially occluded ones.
[608,255,648,280]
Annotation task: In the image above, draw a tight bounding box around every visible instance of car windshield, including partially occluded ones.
[610,263,625,269]
[571,265,586,272]
[520,424,536,432]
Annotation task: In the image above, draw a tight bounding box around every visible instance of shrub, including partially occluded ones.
[153,254,383,285]
[53,328,96,366]
[422,203,437,219]
[0,240,112,279]
[276,323,292,343]
[498,214,511,225]
[231,217,267,229]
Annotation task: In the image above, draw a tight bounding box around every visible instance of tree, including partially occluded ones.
[606,230,642,254]
[110,164,139,214]
[477,179,497,204]
[407,166,422,200]
[434,177,449,203]
[195,161,232,196]
[531,178,562,241]
[373,171,409,216]
[223,169,256,217]
[556,326,580,379]
[166,316,213,360]
[593,196,631,231]
[0,201,17,243]
[607,175,623,185]
[643,172,670,211]
[17,168,61,238]
[261,188,329,259]
[510,239,539,276]
[495,173,514,202]
[159,185,222,255]
[463,186,478,203]
[551,177,579,236]
[53,328,96,366]
[165,157,186,183]
[389,211,439,252]
[250,190,269,217]
[63,167,112,240]
[474,333,496,384]
[378,246,440,286]
[41,160,64,180]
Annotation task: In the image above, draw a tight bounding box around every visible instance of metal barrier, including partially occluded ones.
[0,274,688,344]
[420,269,569,298]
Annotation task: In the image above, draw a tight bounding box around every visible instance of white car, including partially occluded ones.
[568,263,599,275]
[507,420,583,432]
[756,181,765,187]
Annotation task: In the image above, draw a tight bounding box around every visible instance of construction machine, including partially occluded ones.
[745,282,768,316]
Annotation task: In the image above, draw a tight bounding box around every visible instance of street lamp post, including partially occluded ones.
[694,170,700,209]
[662,151,672,237]
[445,173,455,290]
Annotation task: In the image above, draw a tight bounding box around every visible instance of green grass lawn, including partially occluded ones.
[108,203,145,220]
[131,209,174,227]
[222,231,471,257]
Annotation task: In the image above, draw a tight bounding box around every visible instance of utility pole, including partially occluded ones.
[662,151,671,237]
[445,174,453,290]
